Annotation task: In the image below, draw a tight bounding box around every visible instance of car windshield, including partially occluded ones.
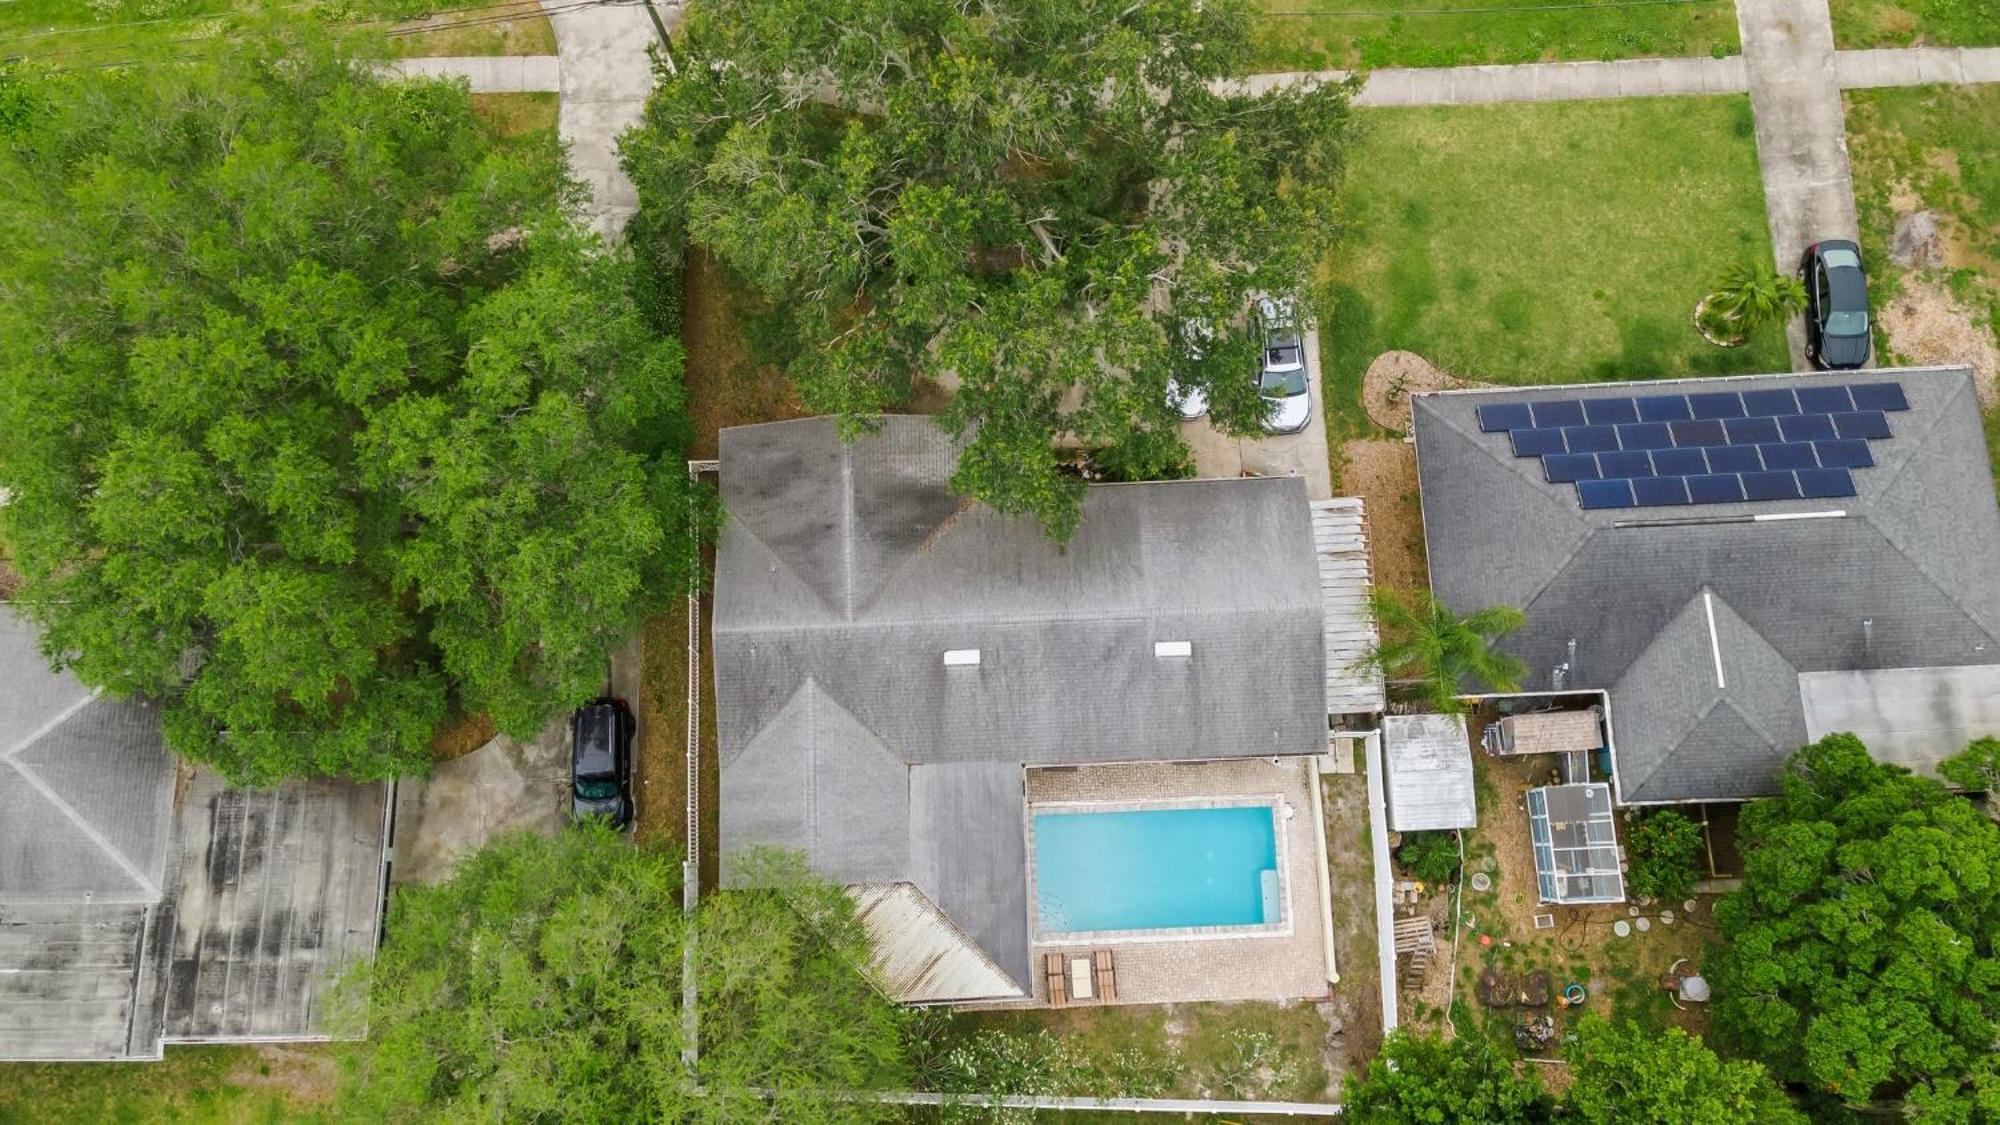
[576,778,619,800]
[1825,309,1868,336]
[1821,247,1862,270]
[1261,366,1307,396]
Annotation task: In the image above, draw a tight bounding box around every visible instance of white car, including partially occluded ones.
[1254,296,1310,435]
[1167,319,1213,421]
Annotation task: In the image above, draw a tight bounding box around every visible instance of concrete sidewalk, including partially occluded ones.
[385,54,560,92]
[1836,46,2000,88]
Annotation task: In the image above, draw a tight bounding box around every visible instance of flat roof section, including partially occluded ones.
[1382,713,1476,831]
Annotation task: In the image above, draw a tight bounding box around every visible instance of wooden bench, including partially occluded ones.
[1044,952,1068,1007]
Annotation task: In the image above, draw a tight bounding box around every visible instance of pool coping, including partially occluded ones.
[1026,794,1296,946]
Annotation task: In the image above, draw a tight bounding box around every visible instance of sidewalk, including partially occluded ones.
[539,0,676,239]
[385,55,559,92]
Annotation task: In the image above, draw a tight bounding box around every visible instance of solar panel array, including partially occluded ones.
[1475,382,1910,510]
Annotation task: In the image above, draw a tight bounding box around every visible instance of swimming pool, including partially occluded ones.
[1032,804,1281,935]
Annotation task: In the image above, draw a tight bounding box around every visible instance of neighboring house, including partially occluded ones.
[711,416,1379,1004]
[0,606,390,1061]
[1413,366,2000,805]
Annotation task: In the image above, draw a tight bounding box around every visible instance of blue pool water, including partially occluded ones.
[1033,805,1279,933]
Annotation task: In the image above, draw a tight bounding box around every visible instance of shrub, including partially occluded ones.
[1624,809,1704,902]
[1396,830,1460,885]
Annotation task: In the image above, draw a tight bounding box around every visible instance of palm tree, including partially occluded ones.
[1361,588,1529,713]
[1701,260,1807,341]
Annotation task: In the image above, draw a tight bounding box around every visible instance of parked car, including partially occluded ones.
[570,697,633,828]
[1800,239,1871,369]
[1253,296,1310,434]
[1167,318,1213,421]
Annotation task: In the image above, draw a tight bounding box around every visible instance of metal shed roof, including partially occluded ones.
[1527,783,1625,904]
[1310,499,1386,715]
[1382,713,1476,831]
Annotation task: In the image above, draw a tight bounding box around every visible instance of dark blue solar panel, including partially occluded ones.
[1616,422,1674,450]
[1798,468,1858,499]
[1742,388,1800,416]
[1564,425,1621,453]
[1705,444,1764,473]
[1512,428,1567,457]
[1797,385,1855,414]
[1578,479,1634,510]
[1544,453,1602,483]
[1636,395,1692,422]
[1724,416,1782,444]
[1777,414,1837,442]
[1850,383,1909,412]
[1687,474,1746,504]
[1688,392,1746,420]
[1583,397,1639,425]
[1759,442,1819,471]
[1652,448,1707,476]
[1477,403,1535,432]
[1531,400,1587,428]
[1742,471,1802,501]
[1597,450,1654,478]
[1633,476,1691,506]
[1670,419,1727,447]
[1833,410,1891,440]
[1814,439,1873,469]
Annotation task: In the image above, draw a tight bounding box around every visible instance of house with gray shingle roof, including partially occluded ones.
[1412,365,2000,805]
[0,606,391,1060]
[713,416,1380,1003]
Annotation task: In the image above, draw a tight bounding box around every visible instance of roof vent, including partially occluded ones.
[1154,641,1193,659]
[943,649,982,667]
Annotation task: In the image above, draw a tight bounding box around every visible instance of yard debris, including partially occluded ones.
[1889,209,1942,268]
[1514,1014,1556,1052]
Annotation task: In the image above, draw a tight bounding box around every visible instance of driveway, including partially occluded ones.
[391,720,568,886]
[1179,326,1335,499]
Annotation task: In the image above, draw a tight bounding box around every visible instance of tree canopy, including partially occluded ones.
[1340,1028,1552,1124]
[1709,734,2000,1115]
[1623,809,1705,903]
[1561,1017,1804,1124]
[338,829,908,1122]
[0,26,705,783]
[623,0,1355,536]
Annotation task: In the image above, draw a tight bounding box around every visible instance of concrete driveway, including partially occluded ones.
[391,719,569,886]
[1179,326,1335,499]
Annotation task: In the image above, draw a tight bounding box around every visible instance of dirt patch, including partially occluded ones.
[1878,276,2000,407]
[1337,440,1427,593]
[428,711,496,762]
[224,1044,337,1105]
[681,248,810,460]
[1360,350,1488,436]
[1319,768,1386,1083]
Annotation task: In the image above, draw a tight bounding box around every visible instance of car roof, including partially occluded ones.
[573,702,619,774]
[1825,258,1867,311]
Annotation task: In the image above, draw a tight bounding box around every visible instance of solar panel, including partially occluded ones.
[1688,392,1746,420]
[1741,388,1800,416]
[1777,414,1837,442]
[1797,385,1855,413]
[1651,448,1707,476]
[1477,403,1535,432]
[1582,397,1639,425]
[1798,467,1857,498]
[1833,411,1891,440]
[1724,416,1782,444]
[1815,439,1873,469]
[1669,419,1727,447]
[1531,400,1587,428]
[1687,474,1746,503]
[1742,471,1802,501]
[1512,428,1568,456]
[1616,422,1673,450]
[1597,450,1654,478]
[1705,444,1764,473]
[1850,383,1910,412]
[1563,425,1619,452]
[1636,395,1692,422]
[1577,479,1634,510]
[1544,453,1602,483]
[1759,442,1819,471]
[1632,476,1691,506]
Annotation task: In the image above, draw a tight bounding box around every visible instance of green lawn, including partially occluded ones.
[1830,0,2000,48]
[1316,96,1787,434]
[1250,0,1740,70]
[472,91,561,140]
[0,1,552,65]
[0,1047,331,1124]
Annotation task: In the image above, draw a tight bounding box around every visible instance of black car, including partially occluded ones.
[1800,239,1871,369]
[570,697,633,828]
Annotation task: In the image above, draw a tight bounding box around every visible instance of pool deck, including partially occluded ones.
[1020,758,1334,1006]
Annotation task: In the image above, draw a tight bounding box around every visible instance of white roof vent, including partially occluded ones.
[1154,641,1193,659]
[943,649,982,667]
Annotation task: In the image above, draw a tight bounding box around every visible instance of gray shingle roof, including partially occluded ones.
[714,416,1327,996]
[1413,367,2000,803]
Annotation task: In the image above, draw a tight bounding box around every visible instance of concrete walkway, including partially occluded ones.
[385,54,559,92]
[540,0,676,239]
[1737,0,1861,367]
[1837,46,2000,88]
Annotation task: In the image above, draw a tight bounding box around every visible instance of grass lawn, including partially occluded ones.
[1830,0,2000,48]
[471,91,559,139]
[0,1,552,65]
[1316,96,1787,436]
[0,1046,333,1124]
[1250,0,1739,70]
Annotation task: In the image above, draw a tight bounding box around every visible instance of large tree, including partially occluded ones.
[0,27,704,783]
[338,829,908,1122]
[624,0,1354,535]
[1340,1029,1552,1124]
[1561,1017,1803,1124]
[1710,734,2000,1115]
